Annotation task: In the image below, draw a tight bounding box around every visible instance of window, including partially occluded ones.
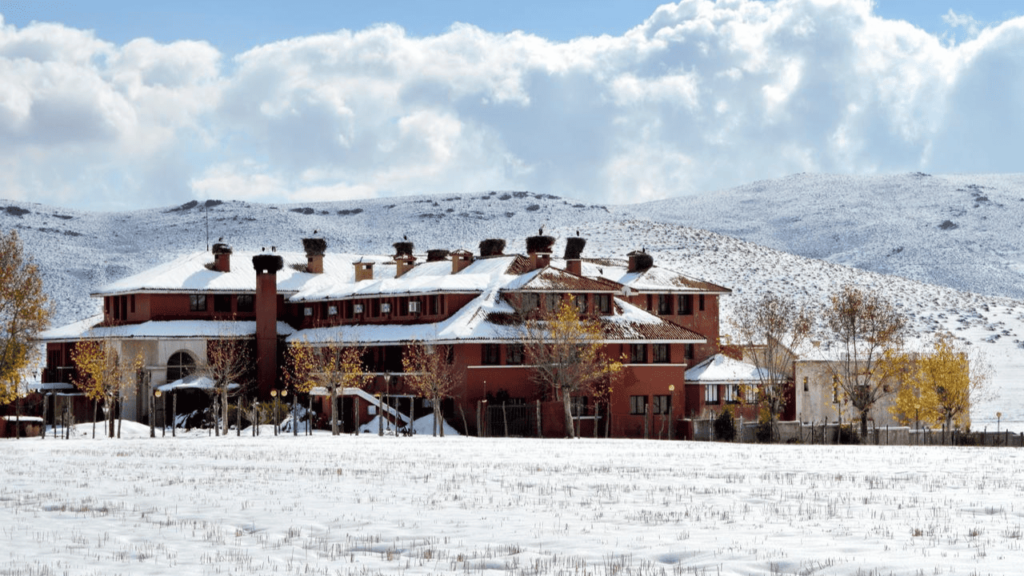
[237,294,254,313]
[678,294,693,315]
[130,295,136,313]
[746,384,758,404]
[408,300,420,313]
[214,294,231,313]
[524,293,541,311]
[430,295,442,315]
[166,351,195,383]
[544,293,560,312]
[803,376,808,392]
[189,294,207,312]
[724,385,738,403]
[380,302,391,314]
[653,344,670,363]
[658,294,671,315]
[645,294,653,311]
[630,344,647,364]
[328,305,338,316]
[699,294,706,311]
[685,344,694,361]
[574,294,588,314]
[506,344,524,365]
[354,303,364,314]
[705,385,720,405]
[303,306,313,317]
[482,344,501,365]
[570,396,589,416]
[630,395,648,415]
[652,395,671,415]
[595,294,611,314]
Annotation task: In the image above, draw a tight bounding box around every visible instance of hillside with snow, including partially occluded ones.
[3,176,1023,425]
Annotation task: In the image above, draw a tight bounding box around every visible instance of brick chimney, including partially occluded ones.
[526,234,555,271]
[252,254,284,399]
[451,249,473,274]
[564,237,585,276]
[354,261,374,282]
[393,242,416,278]
[212,243,232,272]
[627,250,654,273]
[302,238,327,274]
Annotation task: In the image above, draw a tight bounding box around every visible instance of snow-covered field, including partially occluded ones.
[3,424,1024,576]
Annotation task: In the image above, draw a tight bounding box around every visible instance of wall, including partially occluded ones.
[794,360,901,427]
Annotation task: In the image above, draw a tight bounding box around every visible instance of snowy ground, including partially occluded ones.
[3,423,1024,576]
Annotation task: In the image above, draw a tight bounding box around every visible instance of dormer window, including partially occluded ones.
[595,294,611,314]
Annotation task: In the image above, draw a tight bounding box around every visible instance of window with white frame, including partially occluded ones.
[408,300,420,313]
[353,303,364,314]
[303,306,313,317]
[705,384,720,405]
[380,302,391,314]
[328,305,338,316]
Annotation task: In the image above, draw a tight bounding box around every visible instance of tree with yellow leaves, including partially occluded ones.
[204,338,253,436]
[71,339,144,438]
[822,285,909,437]
[1,230,52,406]
[891,333,991,432]
[521,296,623,439]
[286,337,371,435]
[402,342,463,437]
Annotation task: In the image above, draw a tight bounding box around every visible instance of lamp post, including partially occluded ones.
[997,412,1002,435]
[914,402,920,445]
[668,385,676,441]
[376,393,383,436]
[270,389,279,436]
[155,389,164,437]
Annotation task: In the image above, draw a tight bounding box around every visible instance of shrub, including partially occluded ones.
[838,424,860,445]
[713,409,736,442]
[755,421,773,443]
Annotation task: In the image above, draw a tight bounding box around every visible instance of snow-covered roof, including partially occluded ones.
[39,316,295,342]
[685,354,782,383]
[580,261,730,294]
[502,266,623,292]
[92,251,395,296]
[157,375,239,393]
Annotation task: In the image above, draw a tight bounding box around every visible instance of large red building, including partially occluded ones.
[39,234,740,438]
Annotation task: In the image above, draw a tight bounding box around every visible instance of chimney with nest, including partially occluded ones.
[212,243,232,272]
[627,249,654,273]
[393,241,416,278]
[478,239,506,257]
[252,253,284,398]
[451,249,474,274]
[426,249,450,263]
[526,234,555,271]
[564,236,586,276]
[302,237,327,274]
[354,260,374,282]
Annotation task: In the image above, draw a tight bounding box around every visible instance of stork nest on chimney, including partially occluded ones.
[302,238,327,256]
[525,235,555,254]
[426,249,450,262]
[564,237,586,260]
[478,239,506,257]
[393,241,414,257]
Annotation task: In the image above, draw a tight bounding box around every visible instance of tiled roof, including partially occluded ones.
[502,266,623,292]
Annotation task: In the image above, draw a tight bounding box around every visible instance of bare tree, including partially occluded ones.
[822,285,908,437]
[402,342,463,437]
[203,338,253,436]
[520,297,623,439]
[286,336,371,435]
[731,292,812,441]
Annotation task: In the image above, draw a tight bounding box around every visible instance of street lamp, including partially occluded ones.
[668,385,676,441]
[270,389,279,436]
[154,389,165,437]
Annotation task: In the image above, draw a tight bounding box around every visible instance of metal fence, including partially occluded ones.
[486,403,537,437]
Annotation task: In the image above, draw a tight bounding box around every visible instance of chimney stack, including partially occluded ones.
[479,239,506,257]
[354,261,374,282]
[526,234,555,271]
[302,238,327,274]
[252,254,284,399]
[393,242,416,278]
[212,243,233,272]
[564,237,586,276]
[451,249,474,274]
[627,250,654,273]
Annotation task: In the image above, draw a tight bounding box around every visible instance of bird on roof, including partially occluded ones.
[218,236,224,242]
[261,247,265,252]
[538,226,543,235]
[271,246,276,252]
[313,229,319,235]
[403,234,408,241]
[576,230,580,237]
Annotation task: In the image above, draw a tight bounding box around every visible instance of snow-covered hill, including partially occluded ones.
[626,172,1024,300]
[3,179,1022,424]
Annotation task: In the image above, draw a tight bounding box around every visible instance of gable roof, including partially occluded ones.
[685,354,781,383]
[577,260,730,294]
[502,266,623,293]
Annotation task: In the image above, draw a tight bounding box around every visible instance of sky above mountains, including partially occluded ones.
[2,0,1023,211]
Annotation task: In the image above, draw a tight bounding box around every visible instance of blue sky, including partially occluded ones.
[1,0,1023,209]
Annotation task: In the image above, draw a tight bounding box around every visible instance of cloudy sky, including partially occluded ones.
[1,0,1023,211]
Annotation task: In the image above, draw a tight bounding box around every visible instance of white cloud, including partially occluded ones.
[2,0,1024,210]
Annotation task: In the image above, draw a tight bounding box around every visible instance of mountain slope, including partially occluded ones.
[625,173,1024,300]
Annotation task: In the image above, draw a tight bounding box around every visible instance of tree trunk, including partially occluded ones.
[354,397,359,436]
[331,386,339,436]
[562,391,574,439]
[15,397,20,440]
[459,404,469,437]
[437,404,445,438]
[171,393,177,437]
[236,395,242,436]
[222,388,230,436]
[108,395,116,439]
[292,393,297,436]
[93,399,97,439]
[860,410,868,438]
[502,403,509,437]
